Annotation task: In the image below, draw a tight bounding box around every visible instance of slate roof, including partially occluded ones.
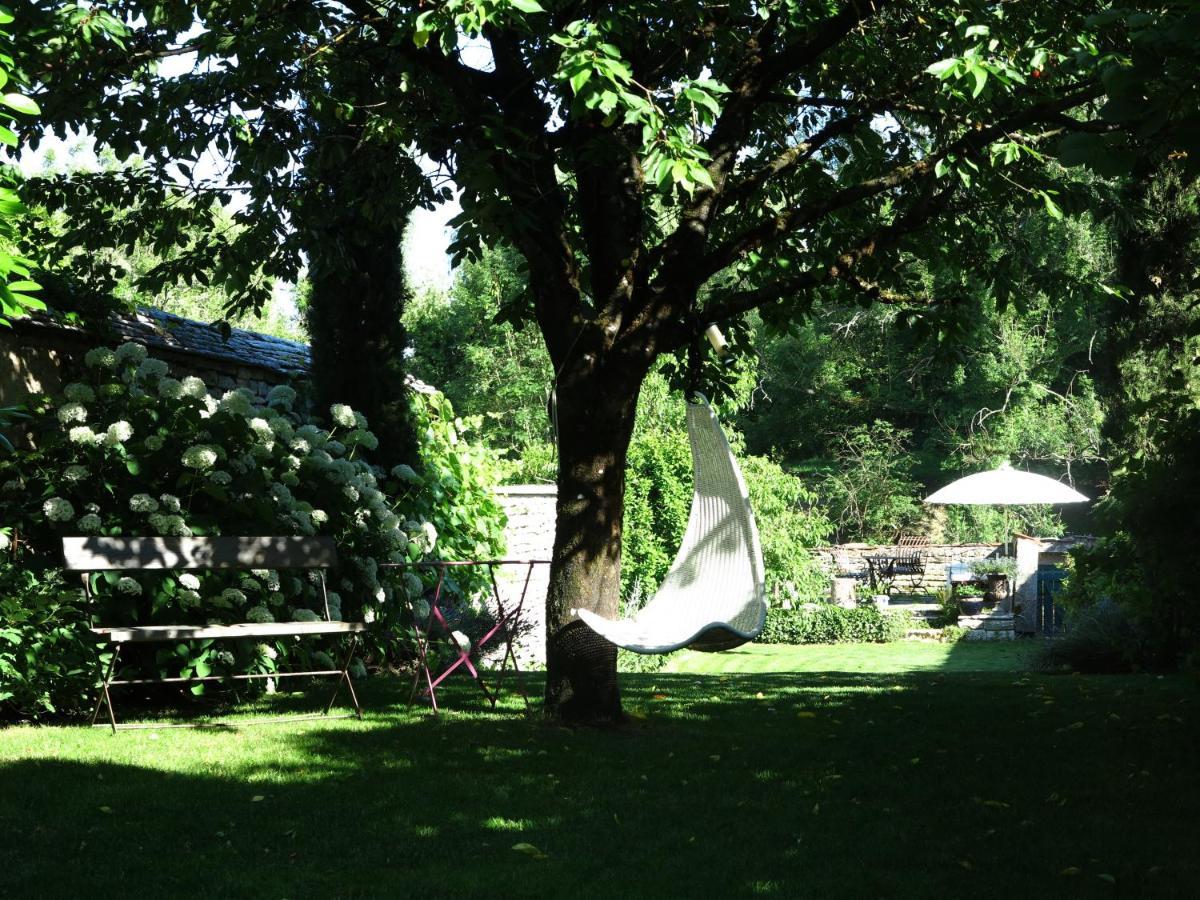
[16,306,437,392]
[111,307,312,375]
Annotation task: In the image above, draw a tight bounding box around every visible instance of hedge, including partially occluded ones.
[759,604,912,644]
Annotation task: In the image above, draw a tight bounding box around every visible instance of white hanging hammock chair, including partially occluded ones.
[575,395,766,654]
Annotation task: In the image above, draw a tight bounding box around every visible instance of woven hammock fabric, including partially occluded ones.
[576,397,766,654]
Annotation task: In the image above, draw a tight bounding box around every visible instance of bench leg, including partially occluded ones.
[90,645,121,734]
[324,635,363,720]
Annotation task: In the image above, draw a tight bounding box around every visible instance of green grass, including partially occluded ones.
[1,642,1197,899]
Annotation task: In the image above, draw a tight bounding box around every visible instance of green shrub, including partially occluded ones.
[0,343,505,720]
[759,604,912,645]
[1035,599,1140,674]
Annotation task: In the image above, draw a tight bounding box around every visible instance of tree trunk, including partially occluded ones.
[543,356,645,723]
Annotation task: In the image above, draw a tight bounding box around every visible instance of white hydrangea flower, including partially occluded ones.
[330,403,357,429]
[159,493,181,512]
[342,485,360,503]
[0,531,10,551]
[246,605,274,624]
[162,515,191,537]
[218,389,253,416]
[135,358,169,381]
[391,463,419,482]
[104,421,134,445]
[325,440,346,456]
[85,347,117,368]
[349,429,379,451]
[270,482,293,504]
[1,479,22,493]
[247,416,273,442]
[114,342,148,365]
[216,650,235,668]
[220,588,247,606]
[210,470,233,486]
[43,497,75,522]
[349,660,367,679]
[258,642,278,660]
[291,608,320,623]
[289,437,312,455]
[421,521,438,550]
[267,591,285,607]
[450,631,472,654]
[179,573,201,590]
[145,434,165,451]
[280,472,300,488]
[98,383,124,399]
[267,384,297,408]
[116,576,142,595]
[178,589,202,609]
[63,464,88,482]
[199,395,218,418]
[84,502,100,514]
[311,649,335,669]
[129,493,159,513]
[403,572,424,599]
[56,402,88,424]
[63,383,95,403]
[148,512,167,532]
[310,509,328,526]
[157,377,185,399]
[181,376,208,398]
[76,513,102,533]
[182,445,219,470]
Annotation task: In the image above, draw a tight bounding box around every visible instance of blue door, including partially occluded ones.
[1037,566,1068,636]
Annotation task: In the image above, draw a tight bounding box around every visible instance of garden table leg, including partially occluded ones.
[407,568,444,713]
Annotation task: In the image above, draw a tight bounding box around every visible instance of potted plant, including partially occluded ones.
[955,583,986,616]
[970,558,1018,606]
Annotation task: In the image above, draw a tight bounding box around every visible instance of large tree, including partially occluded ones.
[12,1,1195,721]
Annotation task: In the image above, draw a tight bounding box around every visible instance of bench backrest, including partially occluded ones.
[62,536,337,572]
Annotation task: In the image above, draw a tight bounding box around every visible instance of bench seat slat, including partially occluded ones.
[63,536,337,571]
[92,621,366,643]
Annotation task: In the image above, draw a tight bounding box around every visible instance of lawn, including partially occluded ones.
[1,642,1196,899]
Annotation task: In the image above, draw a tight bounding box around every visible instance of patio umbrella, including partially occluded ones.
[924,462,1089,506]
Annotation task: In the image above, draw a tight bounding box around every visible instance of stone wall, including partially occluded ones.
[811,542,1006,595]
[492,485,556,669]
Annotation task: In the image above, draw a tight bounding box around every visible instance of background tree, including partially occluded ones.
[13,1,1193,721]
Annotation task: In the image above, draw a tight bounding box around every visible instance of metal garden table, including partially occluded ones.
[383,560,548,715]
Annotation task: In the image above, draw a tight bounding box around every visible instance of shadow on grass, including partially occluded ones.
[2,670,1197,899]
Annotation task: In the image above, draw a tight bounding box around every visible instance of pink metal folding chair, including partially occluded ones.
[387,560,547,715]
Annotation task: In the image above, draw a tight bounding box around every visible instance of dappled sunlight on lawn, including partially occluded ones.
[1,663,1196,898]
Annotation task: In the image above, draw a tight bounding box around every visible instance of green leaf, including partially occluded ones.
[508,0,545,13]
[1,93,39,115]
[569,67,592,94]
[964,24,990,38]
[970,65,988,98]
[1041,191,1063,219]
[925,59,958,79]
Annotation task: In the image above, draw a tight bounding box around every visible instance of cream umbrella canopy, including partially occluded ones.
[924,462,1089,506]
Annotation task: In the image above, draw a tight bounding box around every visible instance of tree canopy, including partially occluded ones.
[10,0,1200,720]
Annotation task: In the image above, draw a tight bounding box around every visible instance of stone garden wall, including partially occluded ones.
[810,541,1006,594]
[492,485,556,669]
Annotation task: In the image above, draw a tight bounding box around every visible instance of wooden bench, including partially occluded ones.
[63,535,366,731]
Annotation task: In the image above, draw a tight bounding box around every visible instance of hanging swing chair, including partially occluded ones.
[575,393,767,654]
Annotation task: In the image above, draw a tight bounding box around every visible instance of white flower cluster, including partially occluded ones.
[64,465,88,483]
[246,605,274,624]
[179,573,201,590]
[76,513,102,533]
[43,497,74,522]
[129,493,159,513]
[160,493,181,512]
[56,402,87,424]
[85,347,116,368]
[116,577,141,595]
[182,445,220,470]
[104,421,133,446]
[330,404,357,429]
[63,383,95,403]
[147,513,191,536]
[267,385,297,409]
[158,377,185,400]
[68,425,98,445]
[291,608,320,623]
[114,342,148,366]
[136,358,169,381]
[181,376,208,399]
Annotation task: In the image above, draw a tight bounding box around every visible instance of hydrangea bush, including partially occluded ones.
[0,343,506,719]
